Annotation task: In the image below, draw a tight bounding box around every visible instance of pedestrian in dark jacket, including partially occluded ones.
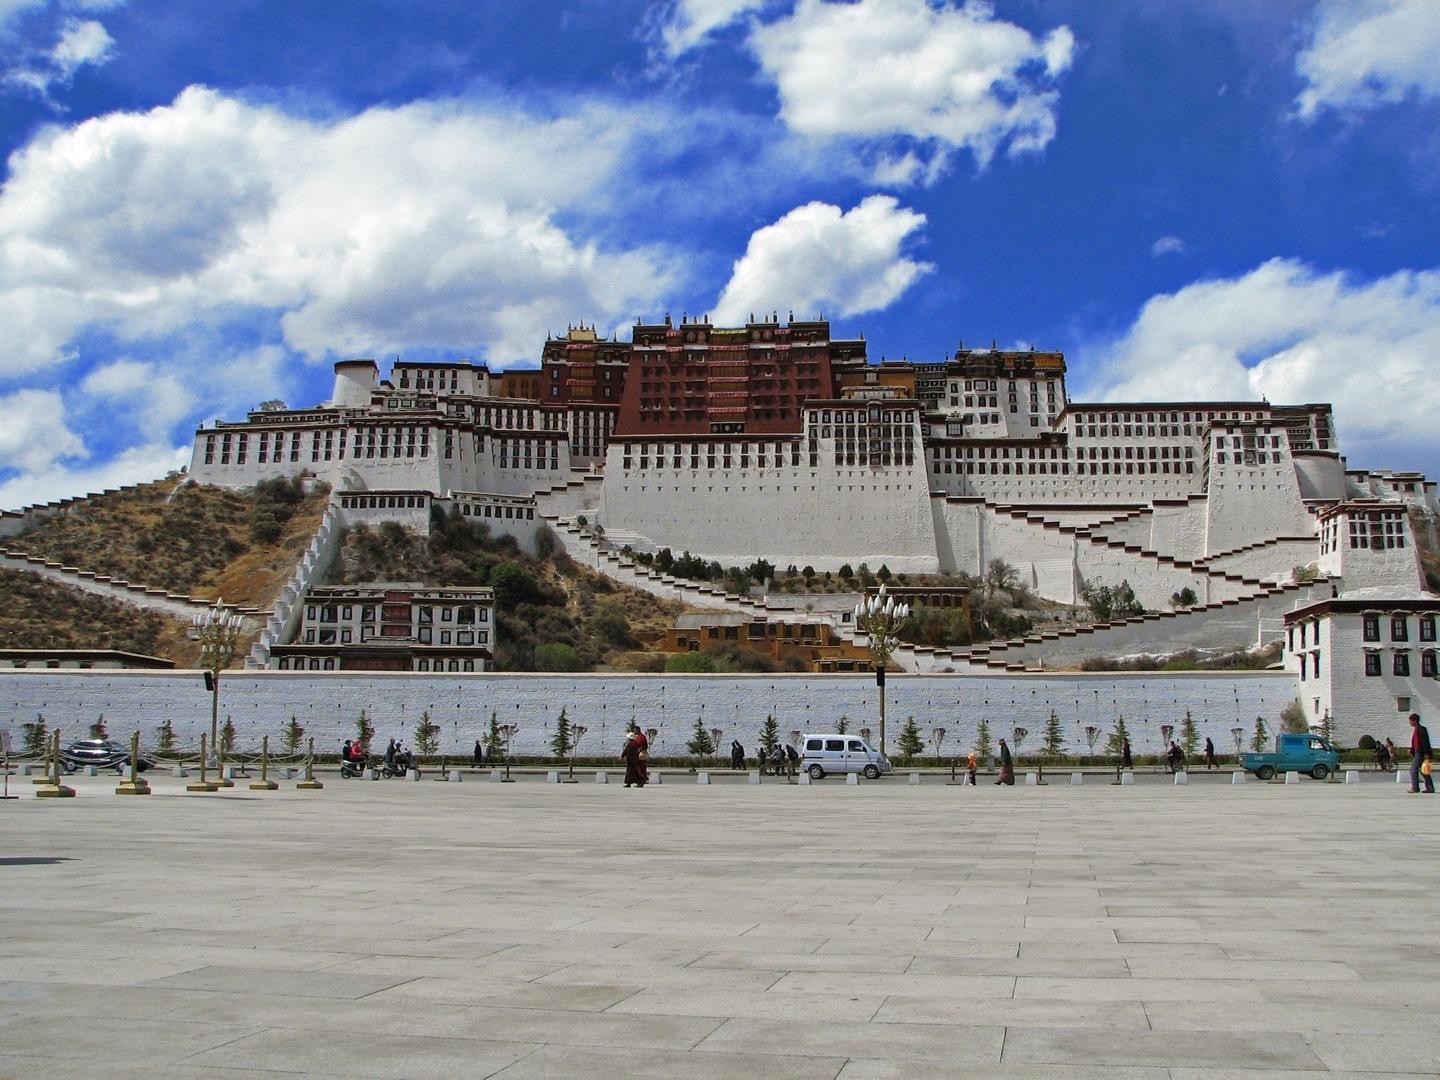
[1121,738,1133,770]
[1203,737,1217,770]
[995,738,1014,785]
[1408,713,1434,794]
[474,739,484,767]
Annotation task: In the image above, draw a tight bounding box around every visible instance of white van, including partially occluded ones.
[800,734,893,780]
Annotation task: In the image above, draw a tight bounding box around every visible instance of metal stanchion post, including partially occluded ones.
[297,737,323,790]
[187,733,218,792]
[116,730,150,795]
[36,730,75,798]
[250,735,278,790]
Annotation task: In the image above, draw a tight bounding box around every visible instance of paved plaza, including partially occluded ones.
[1,769,1438,1079]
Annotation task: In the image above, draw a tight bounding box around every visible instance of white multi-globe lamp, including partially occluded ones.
[852,586,911,757]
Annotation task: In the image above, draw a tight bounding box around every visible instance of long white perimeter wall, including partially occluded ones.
[0,669,1339,756]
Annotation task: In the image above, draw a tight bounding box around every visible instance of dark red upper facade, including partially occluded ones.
[612,318,866,438]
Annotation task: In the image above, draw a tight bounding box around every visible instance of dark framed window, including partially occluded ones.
[1421,616,1436,642]
[1364,653,1382,676]
[1394,652,1410,677]
[1363,615,1380,642]
[1392,616,1409,642]
[1423,651,1437,678]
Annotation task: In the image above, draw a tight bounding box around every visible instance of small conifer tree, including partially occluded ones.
[1042,710,1066,760]
[974,718,993,760]
[836,714,850,734]
[156,719,177,756]
[897,716,925,763]
[758,714,780,756]
[686,716,715,757]
[355,709,374,752]
[1250,715,1269,753]
[89,714,108,739]
[1105,715,1131,756]
[281,716,305,756]
[23,714,48,757]
[414,709,441,757]
[220,716,237,753]
[483,711,503,757]
[1179,711,1200,756]
[549,708,574,759]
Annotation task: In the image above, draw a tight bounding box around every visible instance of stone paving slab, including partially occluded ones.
[1,769,1437,1078]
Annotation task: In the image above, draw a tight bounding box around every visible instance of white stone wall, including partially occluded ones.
[0,668,1298,758]
[1148,500,1209,562]
[1204,452,1313,556]
[249,495,345,668]
[1294,453,1347,500]
[599,443,939,573]
[1199,539,1317,582]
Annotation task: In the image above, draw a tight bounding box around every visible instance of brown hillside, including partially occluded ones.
[0,567,215,665]
[12,477,328,608]
[333,511,694,672]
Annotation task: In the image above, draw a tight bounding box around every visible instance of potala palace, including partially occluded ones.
[167,315,1440,732]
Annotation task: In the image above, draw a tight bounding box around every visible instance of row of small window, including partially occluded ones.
[1362,614,1435,642]
[305,605,489,625]
[396,370,461,391]
[303,629,489,645]
[1080,425,1192,439]
[809,409,914,425]
[341,495,427,510]
[1214,452,1275,465]
[458,502,534,521]
[416,659,480,671]
[1363,651,1437,677]
[278,658,337,670]
[626,447,805,470]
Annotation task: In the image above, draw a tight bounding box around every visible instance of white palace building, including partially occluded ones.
[172,318,1440,729]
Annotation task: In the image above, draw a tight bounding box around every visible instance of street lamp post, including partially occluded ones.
[1012,726,1029,779]
[500,723,519,782]
[192,601,243,787]
[853,585,911,757]
[931,727,947,769]
[566,725,588,783]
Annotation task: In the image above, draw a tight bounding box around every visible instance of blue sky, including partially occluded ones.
[1,0,1438,506]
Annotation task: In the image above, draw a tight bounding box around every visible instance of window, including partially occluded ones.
[1363,615,1380,642]
[1365,652,1382,676]
[1423,651,1437,677]
[1394,652,1410,677]
[1421,616,1436,642]
[1392,616,1409,642]
[824,739,844,752]
[806,738,822,752]
[848,740,865,753]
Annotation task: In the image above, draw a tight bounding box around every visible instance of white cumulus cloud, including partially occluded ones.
[712,195,932,325]
[1083,258,1440,462]
[649,0,767,58]
[749,0,1074,180]
[0,86,681,375]
[1151,235,1186,257]
[5,15,114,96]
[1296,0,1440,116]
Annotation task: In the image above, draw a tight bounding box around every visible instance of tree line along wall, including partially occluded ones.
[0,670,1309,758]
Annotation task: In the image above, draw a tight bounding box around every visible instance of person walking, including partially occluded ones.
[995,738,1014,785]
[731,740,745,771]
[1407,713,1434,794]
[384,738,397,771]
[620,728,648,788]
[966,751,978,786]
[473,739,484,767]
[1203,737,1217,770]
[1376,739,1392,772]
[1121,737,1133,772]
[784,742,800,779]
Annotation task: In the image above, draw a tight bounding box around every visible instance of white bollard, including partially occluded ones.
[1397,771,1409,784]
[85,765,98,776]
[546,770,559,783]
[367,768,380,780]
[652,772,662,785]
[490,768,504,783]
[448,769,462,783]
[845,772,859,785]
[1070,772,1083,785]
[172,765,188,778]
[409,769,422,781]
[595,771,609,784]
[748,772,761,784]
[696,771,711,785]
[1284,771,1300,785]
[224,765,240,779]
[1174,772,1188,785]
[909,772,921,785]
[797,771,811,785]
[1232,771,1246,784]
[1344,770,1360,784]
[1120,773,1135,786]
[1024,772,1038,786]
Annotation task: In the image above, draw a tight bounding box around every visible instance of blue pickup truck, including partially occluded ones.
[1240,732,1340,780]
